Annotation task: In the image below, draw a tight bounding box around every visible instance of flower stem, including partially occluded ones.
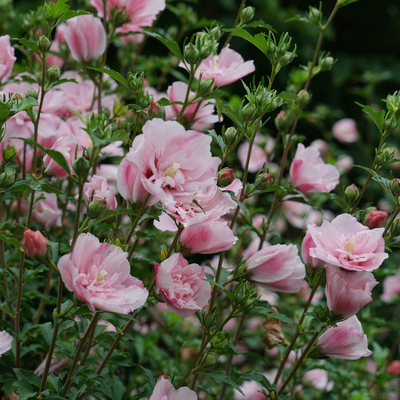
[383,206,400,237]
[15,250,25,368]
[70,179,84,252]
[32,266,54,325]
[125,193,151,246]
[222,0,246,49]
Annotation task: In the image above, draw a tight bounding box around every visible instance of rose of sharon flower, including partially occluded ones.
[83,175,117,211]
[155,253,212,317]
[306,213,388,272]
[149,377,197,400]
[180,44,255,87]
[245,244,306,293]
[301,232,325,269]
[59,233,148,313]
[0,35,16,82]
[166,81,219,131]
[325,264,378,318]
[332,118,359,143]
[0,330,13,356]
[289,143,340,194]
[302,369,334,391]
[380,271,400,302]
[64,15,106,62]
[23,229,48,259]
[316,316,372,360]
[117,119,216,206]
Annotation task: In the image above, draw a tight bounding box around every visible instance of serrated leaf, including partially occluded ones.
[245,20,274,30]
[87,67,129,90]
[355,102,385,133]
[19,38,40,56]
[142,30,184,61]
[207,129,226,153]
[223,29,269,56]
[49,0,69,19]
[14,369,40,387]
[56,10,90,25]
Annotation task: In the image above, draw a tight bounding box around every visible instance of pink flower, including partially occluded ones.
[0,35,16,82]
[64,15,106,62]
[335,154,354,174]
[182,44,255,87]
[387,360,400,376]
[55,23,67,45]
[59,233,148,313]
[234,380,267,400]
[83,175,117,211]
[307,213,388,272]
[325,264,378,318]
[301,232,325,269]
[332,118,359,143]
[96,164,119,194]
[365,208,387,228]
[380,272,400,302]
[155,253,211,317]
[44,133,82,179]
[34,357,69,377]
[316,316,372,360]
[117,119,216,206]
[166,81,219,131]
[245,244,306,293]
[180,221,237,254]
[310,139,328,157]
[23,229,49,259]
[149,377,197,400]
[0,331,13,356]
[302,369,334,391]
[289,143,340,194]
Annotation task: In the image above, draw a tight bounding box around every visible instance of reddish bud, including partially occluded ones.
[23,230,49,260]
[255,173,274,190]
[217,168,234,187]
[365,209,387,229]
[387,360,400,376]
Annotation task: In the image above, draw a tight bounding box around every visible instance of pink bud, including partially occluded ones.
[366,209,387,228]
[387,360,400,376]
[148,100,160,117]
[217,168,234,187]
[23,230,48,259]
[332,118,359,143]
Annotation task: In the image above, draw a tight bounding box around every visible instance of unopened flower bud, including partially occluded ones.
[25,88,38,100]
[224,127,237,146]
[385,116,397,133]
[387,360,400,376]
[128,72,144,93]
[240,6,255,23]
[203,352,218,367]
[47,65,60,84]
[344,184,359,205]
[197,78,215,97]
[266,39,276,58]
[147,101,165,120]
[38,35,51,53]
[184,43,200,65]
[275,110,294,132]
[0,171,15,188]
[297,89,311,108]
[87,199,107,219]
[23,229,52,263]
[255,173,274,190]
[363,207,387,229]
[320,56,335,71]
[203,309,218,329]
[391,179,400,197]
[115,117,129,131]
[210,26,222,41]
[73,157,90,177]
[217,168,234,187]
[376,147,392,165]
[308,7,321,21]
[390,217,400,237]
[210,332,227,349]
[3,146,18,162]
[242,103,256,121]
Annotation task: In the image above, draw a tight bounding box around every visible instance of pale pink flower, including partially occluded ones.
[149,377,197,400]
[55,23,67,45]
[234,380,267,400]
[154,183,236,231]
[166,81,219,131]
[155,253,211,317]
[83,175,117,211]
[0,331,13,356]
[301,232,325,269]
[34,357,69,377]
[316,316,372,360]
[307,213,388,272]
[60,116,93,148]
[302,369,334,391]
[23,229,48,259]
[59,233,148,313]
[289,143,340,194]
[41,89,67,115]
[64,15,106,62]
[44,133,83,179]
[182,44,255,87]
[325,264,378,318]
[245,244,306,293]
[117,119,216,206]
[380,272,400,302]
[310,139,328,157]
[0,35,16,82]
[180,221,237,254]
[335,154,354,174]
[332,118,359,143]
[96,164,119,194]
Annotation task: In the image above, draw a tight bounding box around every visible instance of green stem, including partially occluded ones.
[70,180,84,252]
[222,0,246,49]
[15,251,25,368]
[177,66,196,122]
[125,193,151,246]
[220,123,250,167]
[32,266,54,325]
[113,199,126,239]
[384,206,400,237]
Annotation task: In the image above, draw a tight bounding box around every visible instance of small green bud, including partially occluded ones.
[138,91,153,109]
[210,26,222,41]
[0,171,15,188]
[344,184,359,205]
[224,127,237,146]
[319,56,335,71]
[87,199,107,219]
[391,179,400,197]
[203,352,218,367]
[390,217,400,237]
[38,35,51,53]
[128,72,144,93]
[197,78,215,97]
[147,101,166,120]
[115,118,129,131]
[217,168,234,187]
[376,147,392,166]
[73,157,90,177]
[184,43,200,65]
[25,88,38,100]
[308,6,321,21]
[385,116,397,133]
[47,65,60,84]
[242,103,256,121]
[266,39,276,59]
[3,145,18,162]
[43,3,51,22]
[240,6,255,23]
[203,309,218,329]
[210,332,227,349]
[255,173,274,190]
[297,89,311,108]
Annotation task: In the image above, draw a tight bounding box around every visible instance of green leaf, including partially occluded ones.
[58,320,75,337]
[56,10,90,25]
[207,129,226,153]
[223,29,269,56]
[11,137,71,176]
[244,20,274,30]
[40,322,54,346]
[241,370,275,391]
[47,78,78,90]
[12,379,37,400]
[278,91,298,101]
[48,0,69,20]
[0,233,22,250]
[355,102,386,133]
[142,30,184,61]
[19,38,40,56]
[39,183,64,195]
[14,369,40,387]
[131,365,155,389]
[246,308,296,324]
[87,67,129,90]
[15,97,39,113]
[204,273,234,302]
[204,371,244,396]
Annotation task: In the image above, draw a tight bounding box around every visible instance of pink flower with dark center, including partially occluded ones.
[316,316,372,360]
[83,175,117,211]
[117,119,216,206]
[155,253,211,317]
[325,264,378,318]
[307,213,388,272]
[289,143,340,194]
[149,377,197,400]
[59,233,148,313]
[0,35,16,82]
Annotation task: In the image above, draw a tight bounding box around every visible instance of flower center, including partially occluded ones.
[95,270,108,284]
[211,55,220,70]
[343,237,355,253]
[164,162,181,178]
